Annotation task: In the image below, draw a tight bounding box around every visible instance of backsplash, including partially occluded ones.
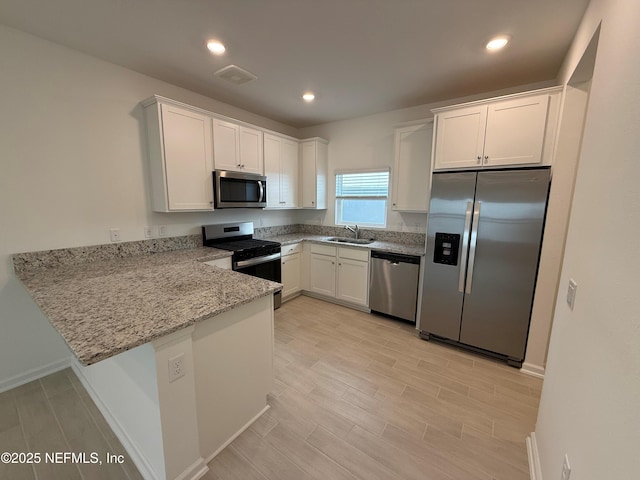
[253,224,300,238]
[13,224,425,274]
[12,235,202,274]
[255,224,425,245]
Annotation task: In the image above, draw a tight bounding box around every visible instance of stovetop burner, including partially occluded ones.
[202,222,281,261]
[212,238,281,253]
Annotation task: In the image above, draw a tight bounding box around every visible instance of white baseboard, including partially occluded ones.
[0,357,71,393]
[520,362,545,379]
[526,432,543,480]
[301,291,371,313]
[203,405,270,465]
[174,457,209,480]
[71,360,160,480]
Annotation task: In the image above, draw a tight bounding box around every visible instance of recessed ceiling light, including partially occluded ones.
[206,40,226,55]
[302,92,315,102]
[486,35,510,51]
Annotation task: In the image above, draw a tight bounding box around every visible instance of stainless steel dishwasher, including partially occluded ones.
[369,251,421,322]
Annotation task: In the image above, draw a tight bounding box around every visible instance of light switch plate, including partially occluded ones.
[567,279,577,310]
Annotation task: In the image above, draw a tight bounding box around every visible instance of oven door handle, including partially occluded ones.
[234,252,281,269]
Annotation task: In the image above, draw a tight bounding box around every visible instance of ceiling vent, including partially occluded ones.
[214,65,257,85]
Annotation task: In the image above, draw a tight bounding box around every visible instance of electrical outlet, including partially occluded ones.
[144,226,153,239]
[168,353,185,383]
[566,278,577,310]
[561,454,571,480]
[109,228,121,242]
[158,225,167,237]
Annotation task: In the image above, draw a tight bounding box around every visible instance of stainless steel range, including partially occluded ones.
[202,222,282,308]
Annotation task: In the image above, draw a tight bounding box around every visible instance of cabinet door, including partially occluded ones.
[212,119,240,171]
[263,134,282,208]
[337,258,369,306]
[433,105,487,170]
[160,104,214,211]
[300,142,317,208]
[280,139,299,207]
[281,253,301,299]
[392,123,433,212]
[239,126,264,174]
[309,253,336,297]
[483,94,550,167]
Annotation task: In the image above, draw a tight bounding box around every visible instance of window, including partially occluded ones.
[335,169,389,227]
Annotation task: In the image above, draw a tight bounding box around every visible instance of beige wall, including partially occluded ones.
[534,0,640,479]
[0,25,297,388]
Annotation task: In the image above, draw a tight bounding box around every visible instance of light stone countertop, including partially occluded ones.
[15,247,281,366]
[263,234,426,257]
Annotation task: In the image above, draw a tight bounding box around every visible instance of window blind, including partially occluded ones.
[335,170,389,198]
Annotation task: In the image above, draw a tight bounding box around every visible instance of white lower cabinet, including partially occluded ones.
[281,243,302,300]
[309,247,336,297]
[337,255,369,306]
[307,244,369,308]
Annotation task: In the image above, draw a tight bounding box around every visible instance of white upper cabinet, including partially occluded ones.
[213,119,264,174]
[142,97,214,212]
[300,138,329,209]
[433,105,487,170]
[392,122,433,212]
[483,95,550,167]
[432,87,562,171]
[264,133,299,208]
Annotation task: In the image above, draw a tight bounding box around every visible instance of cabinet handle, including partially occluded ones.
[241,164,245,168]
[477,156,482,162]
[236,163,241,167]
[484,155,489,162]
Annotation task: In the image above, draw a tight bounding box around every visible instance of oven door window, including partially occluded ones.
[235,259,281,283]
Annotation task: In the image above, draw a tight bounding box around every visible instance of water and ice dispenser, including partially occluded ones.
[433,233,460,265]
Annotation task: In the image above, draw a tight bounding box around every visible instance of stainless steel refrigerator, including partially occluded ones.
[419,168,551,367]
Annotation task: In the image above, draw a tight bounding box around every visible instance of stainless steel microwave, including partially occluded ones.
[213,170,267,208]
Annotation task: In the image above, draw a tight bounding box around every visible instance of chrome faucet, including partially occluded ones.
[344,224,360,239]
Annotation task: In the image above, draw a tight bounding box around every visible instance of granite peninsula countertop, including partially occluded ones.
[262,233,426,257]
[14,246,281,366]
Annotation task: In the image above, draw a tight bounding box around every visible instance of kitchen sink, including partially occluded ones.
[326,237,375,245]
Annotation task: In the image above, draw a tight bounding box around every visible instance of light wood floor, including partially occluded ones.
[1,295,541,479]
[204,295,541,480]
[0,369,143,480]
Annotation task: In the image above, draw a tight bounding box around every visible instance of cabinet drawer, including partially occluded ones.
[310,243,337,257]
[281,243,302,256]
[338,247,369,262]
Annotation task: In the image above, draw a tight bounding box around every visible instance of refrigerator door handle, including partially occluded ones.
[458,201,473,292]
[465,201,481,294]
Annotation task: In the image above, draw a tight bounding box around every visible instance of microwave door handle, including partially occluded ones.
[258,180,264,202]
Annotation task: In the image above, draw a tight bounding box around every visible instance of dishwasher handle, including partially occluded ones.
[370,251,421,265]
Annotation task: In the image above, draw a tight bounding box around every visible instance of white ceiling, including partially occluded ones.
[0,0,590,128]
